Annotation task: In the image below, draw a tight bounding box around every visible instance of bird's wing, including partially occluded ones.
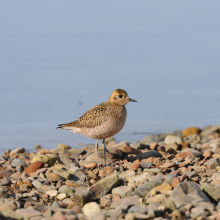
[57,102,111,129]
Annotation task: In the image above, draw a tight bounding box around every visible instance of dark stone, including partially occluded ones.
[136,151,162,161]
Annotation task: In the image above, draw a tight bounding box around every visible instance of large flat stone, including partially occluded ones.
[89,173,119,200]
[169,181,210,208]
[202,183,220,203]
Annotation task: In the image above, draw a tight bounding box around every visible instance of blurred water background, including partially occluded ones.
[0,1,220,153]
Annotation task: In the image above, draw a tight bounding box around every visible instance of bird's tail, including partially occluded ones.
[56,124,64,129]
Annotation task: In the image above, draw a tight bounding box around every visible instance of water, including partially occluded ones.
[1,1,220,154]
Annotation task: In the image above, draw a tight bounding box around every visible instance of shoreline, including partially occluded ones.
[0,125,220,219]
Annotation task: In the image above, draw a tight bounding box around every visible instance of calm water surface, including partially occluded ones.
[0,1,220,154]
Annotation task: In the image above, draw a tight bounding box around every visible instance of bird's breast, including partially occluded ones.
[80,105,127,139]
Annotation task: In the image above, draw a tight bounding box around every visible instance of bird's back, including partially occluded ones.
[57,101,127,139]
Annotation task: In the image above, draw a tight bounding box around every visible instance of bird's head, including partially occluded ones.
[109,89,137,105]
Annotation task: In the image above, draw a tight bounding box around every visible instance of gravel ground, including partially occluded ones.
[1,125,220,220]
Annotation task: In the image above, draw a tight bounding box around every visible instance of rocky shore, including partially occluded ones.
[1,125,220,220]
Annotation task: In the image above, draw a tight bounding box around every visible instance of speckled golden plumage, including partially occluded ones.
[57,89,137,168]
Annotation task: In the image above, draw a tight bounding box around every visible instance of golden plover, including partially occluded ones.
[57,89,137,168]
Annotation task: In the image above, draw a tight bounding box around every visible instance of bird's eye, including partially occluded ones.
[119,95,123,98]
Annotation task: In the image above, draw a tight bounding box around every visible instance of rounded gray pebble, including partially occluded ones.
[11,158,26,167]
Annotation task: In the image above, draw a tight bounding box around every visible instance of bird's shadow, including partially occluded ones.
[99,148,123,161]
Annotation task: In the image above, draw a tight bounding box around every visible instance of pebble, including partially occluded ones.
[52,216,67,220]
[182,127,201,137]
[164,144,178,151]
[1,125,220,219]
[36,155,58,166]
[56,193,67,200]
[71,205,83,213]
[37,149,52,155]
[140,162,152,169]
[83,143,96,150]
[83,202,101,217]
[23,161,44,175]
[112,186,134,198]
[171,177,180,188]
[100,194,112,207]
[58,185,73,196]
[164,135,182,144]
[136,151,162,160]
[0,187,6,197]
[146,194,166,203]
[153,182,172,194]
[203,150,214,157]
[0,179,11,186]
[119,170,135,181]
[169,181,210,208]
[181,148,203,157]
[11,158,27,167]
[32,179,43,188]
[161,199,176,211]
[0,169,15,178]
[57,143,70,150]
[129,162,140,170]
[84,162,97,169]
[47,172,66,182]
[141,135,164,143]
[143,168,160,174]
[119,146,141,155]
[202,183,220,203]
[136,143,149,150]
[175,151,196,159]
[213,173,220,182]
[200,125,220,137]
[89,173,119,200]
[207,158,220,169]
[149,142,158,150]
[98,166,114,178]
[10,147,25,157]
[132,177,164,198]
[129,173,154,189]
[111,194,120,201]
[46,189,58,197]
[53,169,70,179]
[16,208,42,218]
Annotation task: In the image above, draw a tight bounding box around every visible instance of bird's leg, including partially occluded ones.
[95,139,100,168]
[102,139,107,166]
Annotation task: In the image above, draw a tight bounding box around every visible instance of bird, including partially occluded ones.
[57,89,137,168]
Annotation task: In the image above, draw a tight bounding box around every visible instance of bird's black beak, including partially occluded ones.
[129,98,137,102]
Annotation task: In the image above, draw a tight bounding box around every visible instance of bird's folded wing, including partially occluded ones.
[58,102,110,129]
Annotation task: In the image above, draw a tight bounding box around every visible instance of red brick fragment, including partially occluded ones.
[23,161,44,176]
